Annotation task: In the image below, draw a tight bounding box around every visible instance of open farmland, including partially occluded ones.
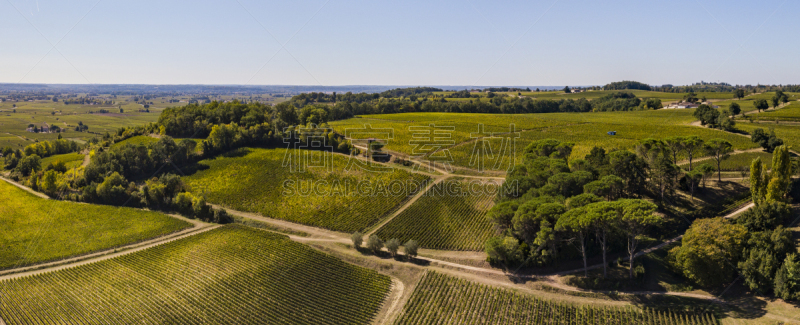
[714,92,799,114]
[0,225,392,325]
[679,151,773,171]
[433,90,735,101]
[110,134,159,149]
[393,272,717,325]
[332,110,759,171]
[738,123,800,153]
[0,180,191,269]
[0,98,166,149]
[39,152,85,169]
[743,101,800,121]
[182,147,430,232]
[375,178,498,250]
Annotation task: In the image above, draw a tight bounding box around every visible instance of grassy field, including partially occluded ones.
[39,152,85,169]
[741,101,800,121]
[375,178,497,250]
[393,272,717,325]
[433,90,735,101]
[331,110,759,171]
[713,92,799,114]
[110,135,159,149]
[0,179,191,270]
[182,147,430,232]
[0,225,392,325]
[737,123,800,153]
[678,151,772,171]
[0,99,163,149]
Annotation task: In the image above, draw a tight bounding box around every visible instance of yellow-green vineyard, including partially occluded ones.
[0,225,392,325]
[394,272,718,325]
[0,180,191,269]
[182,147,430,232]
[375,178,498,250]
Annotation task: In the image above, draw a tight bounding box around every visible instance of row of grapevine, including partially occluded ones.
[0,225,392,325]
[394,272,718,325]
[0,180,191,270]
[183,148,430,232]
[333,110,759,171]
[375,178,498,250]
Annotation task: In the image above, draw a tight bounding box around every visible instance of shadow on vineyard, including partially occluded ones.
[353,246,432,266]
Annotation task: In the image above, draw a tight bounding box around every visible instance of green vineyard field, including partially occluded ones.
[393,272,718,325]
[744,101,800,121]
[0,225,392,325]
[182,147,430,232]
[39,152,85,169]
[0,179,191,270]
[110,135,159,149]
[678,151,772,171]
[331,111,758,171]
[375,178,497,250]
[738,123,800,155]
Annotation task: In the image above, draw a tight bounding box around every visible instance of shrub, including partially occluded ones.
[351,231,363,248]
[366,235,383,254]
[385,238,401,256]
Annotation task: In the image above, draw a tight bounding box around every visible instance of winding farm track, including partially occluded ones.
[1,114,791,324]
[379,278,406,325]
[0,225,220,281]
[365,176,446,237]
[0,216,211,279]
[0,175,49,199]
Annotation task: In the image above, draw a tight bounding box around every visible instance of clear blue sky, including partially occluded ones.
[1,0,797,86]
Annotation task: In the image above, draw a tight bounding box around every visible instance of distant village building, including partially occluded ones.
[570,89,584,93]
[667,101,699,109]
[667,101,719,109]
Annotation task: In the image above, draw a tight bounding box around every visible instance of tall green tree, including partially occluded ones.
[753,99,769,113]
[556,207,592,276]
[703,139,733,182]
[693,105,720,127]
[766,145,793,203]
[775,254,800,301]
[735,89,745,100]
[729,102,741,116]
[584,201,621,278]
[669,218,748,287]
[686,170,703,202]
[681,136,704,170]
[663,136,685,166]
[750,157,767,206]
[618,199,660,279]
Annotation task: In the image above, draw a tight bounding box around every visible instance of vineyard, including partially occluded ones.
[110,134,159,149]
[448,121,758,170]
[0,225,392,325]
[182,147,430,232]
[331,111,759,171]
[375,178,498,250]
[39,152,85,169]
[393,272,718,325]
[738,123,800,155]
[678,151,772,171]
[432,90,735,101]
[0,180,191,269]
[743,101,800,121]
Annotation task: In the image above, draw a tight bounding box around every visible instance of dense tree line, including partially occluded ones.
[485,135,748,277]
[485,139,666,279]
[288,90,670,120]
[669,146,799,300]
[3,138,83,178]
[603,81,652,91]
[591,92,647,111]
[694,104,736,131]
